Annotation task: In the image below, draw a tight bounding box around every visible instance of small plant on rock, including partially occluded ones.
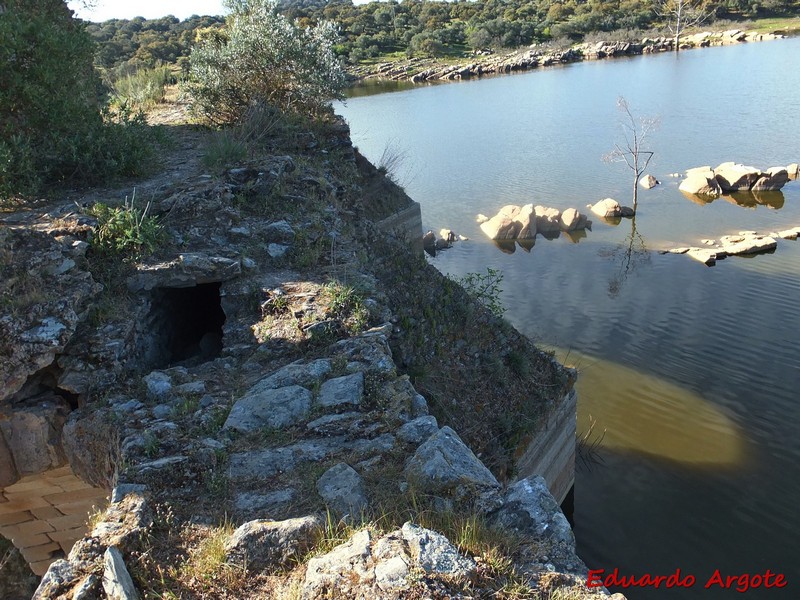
[87,193,165,260]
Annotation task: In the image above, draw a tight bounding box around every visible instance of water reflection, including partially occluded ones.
[680,189,785,209]
[553,348,750,468]
[604,215,650,297]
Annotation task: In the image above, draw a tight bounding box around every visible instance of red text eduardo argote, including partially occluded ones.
[587,567,788,593]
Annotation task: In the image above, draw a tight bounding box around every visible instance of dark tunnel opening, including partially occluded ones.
[146,282,226,367]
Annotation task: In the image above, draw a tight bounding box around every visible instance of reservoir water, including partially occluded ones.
[337,38,800,598]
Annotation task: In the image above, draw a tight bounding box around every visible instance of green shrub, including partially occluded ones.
[87,195,165,259]
[452,268,506,318]
[184,0,347,125]
[112,66,173,109]
[0,1,161,197]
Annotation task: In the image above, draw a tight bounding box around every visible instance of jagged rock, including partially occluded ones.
[102,547,139,600]
[263,220,296,244]
[91,487,151,552]
[317,372,364,409]
[479,213,521,240]
[679,167,722,196]
[316,463,368,517]
[515,204,537,238]
[396,415,439,444]
[639,174,659,189]
[401,522,476,577]
[303,524,477,599]
[490,476,574,547]
[590,198,621,218]
[751,167,789,191]
[0,398,69,481]
[267,243,289,258]
[234,489,295,514]
[224,385,312,432]
[0,228,100,403]
[786,163,799,179]
[143,371,172,400]
[534,205,561,233]
[422,230,436,252]
[439,229,456,243]
[306,412,364,434]
[127,253,241,291]
[558,208,587,232]
[33,560,78,600]
[246,359,331,396]
[229,438,346,481]
[404,426,501,506]
[330,334,396,374]
[225,515,321,572]
[303,529,373,597]
[714,162,762,191]
[62,410,121,488]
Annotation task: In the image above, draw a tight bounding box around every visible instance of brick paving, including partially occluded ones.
[0,466,108,575]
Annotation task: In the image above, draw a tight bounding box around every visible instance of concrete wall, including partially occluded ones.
[514,389,577,504]
[375,202,423,249]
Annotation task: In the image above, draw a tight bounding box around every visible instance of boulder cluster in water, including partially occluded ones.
[679,162,799,197]
[477,204,590,241]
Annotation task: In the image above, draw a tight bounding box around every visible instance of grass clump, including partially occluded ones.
[87,193,165,260]
[321,281,370,335]
[112,66,174,109]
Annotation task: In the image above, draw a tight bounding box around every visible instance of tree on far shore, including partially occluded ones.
[656,0,708,52]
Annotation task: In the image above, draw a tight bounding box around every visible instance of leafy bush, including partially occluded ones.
[87,195,165,259]
[184,0,346,125]
[453,268,506,318]
[0,1,161,197]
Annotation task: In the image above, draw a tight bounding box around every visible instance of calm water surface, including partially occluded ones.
[337,38,800,598]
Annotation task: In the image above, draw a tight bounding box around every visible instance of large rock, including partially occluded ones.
[679,168,722,196]
[316,463,368,517]
[639,174,659,189]
[590,198,621,218]
[303,524,476,599]
[751,167,789,191]
[0,398,69,480]
[516,204,536,239]
[223,385,312,432]
[479,213,521,240]
[404,426,500,505]
[490,476,574,547]
[102,547,139,600]
[479,204,535,240]
[246,359,331,395]
[317,372,364,409]
[558,208,588,232]
[713,162,762,191]
[534,205,561,233]
[401,522,476,577]
[62,409,120,488]
[225,515,320,572]
[0,228,101,403]
[127,253,241,291]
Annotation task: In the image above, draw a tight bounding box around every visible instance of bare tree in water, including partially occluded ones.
[604,97,658,215]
